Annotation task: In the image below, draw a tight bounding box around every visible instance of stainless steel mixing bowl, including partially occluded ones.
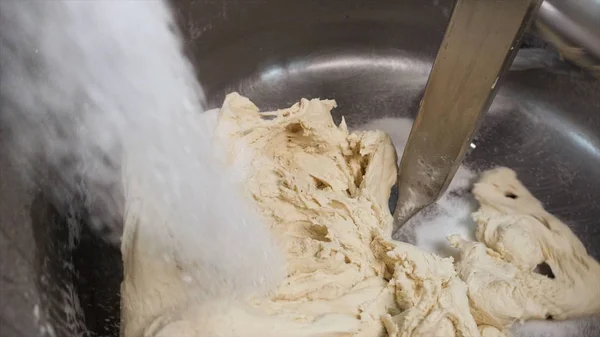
[1,0,599,336]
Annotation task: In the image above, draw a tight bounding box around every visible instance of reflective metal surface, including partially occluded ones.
[536,0,600,77]
[1,0,599,336]
[394,0,542,228]
[538,0,600,60]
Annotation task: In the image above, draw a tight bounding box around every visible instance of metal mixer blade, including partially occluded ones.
[394,0,544,230]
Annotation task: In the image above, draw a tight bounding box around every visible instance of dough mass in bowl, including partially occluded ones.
[120,93,600,337]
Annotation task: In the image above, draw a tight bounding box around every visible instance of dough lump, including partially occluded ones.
[450,167,600,335]
[211,93,479,337]
[120,93,600,337]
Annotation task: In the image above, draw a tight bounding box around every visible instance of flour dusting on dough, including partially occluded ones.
[120,94,600,337]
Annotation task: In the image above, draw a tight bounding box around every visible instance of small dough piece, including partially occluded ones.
[450,167,600,335]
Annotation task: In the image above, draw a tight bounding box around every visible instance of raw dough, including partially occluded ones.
[120,93,600,337]
[449,167,600,336]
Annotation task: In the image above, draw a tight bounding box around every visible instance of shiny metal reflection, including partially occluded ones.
[393,0,543,229]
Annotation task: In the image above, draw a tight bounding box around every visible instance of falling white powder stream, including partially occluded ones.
[0,0,282,300]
